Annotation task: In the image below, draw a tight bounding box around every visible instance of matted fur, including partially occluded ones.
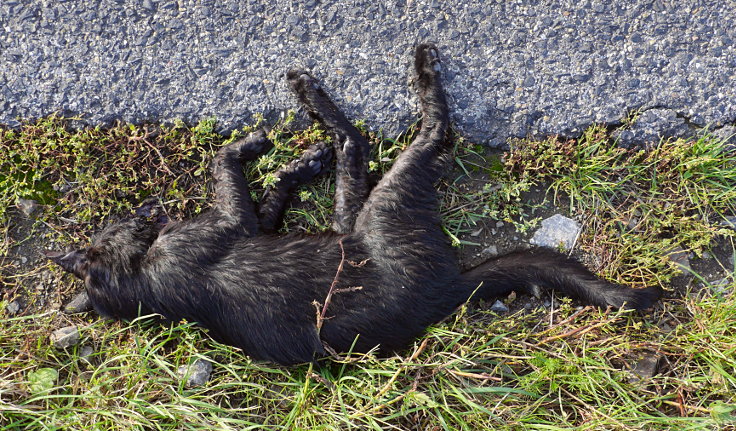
[49,45,661,365]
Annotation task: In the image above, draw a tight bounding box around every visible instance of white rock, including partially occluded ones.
[530,214,581,250]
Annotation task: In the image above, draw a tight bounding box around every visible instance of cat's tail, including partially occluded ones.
[460,248,661,310]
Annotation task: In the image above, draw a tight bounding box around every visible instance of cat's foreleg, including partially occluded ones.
[258,141,333,232]
[211,130,273,235]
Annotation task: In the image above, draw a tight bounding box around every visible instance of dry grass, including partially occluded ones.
[1,116,735,429]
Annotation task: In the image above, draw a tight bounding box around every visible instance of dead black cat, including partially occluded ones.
[48,44,661,365]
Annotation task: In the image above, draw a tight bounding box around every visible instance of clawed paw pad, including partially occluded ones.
[230,130,274,160]
[274,142,333,188]
[287,69,322,92]
[416,44,442,75]
[302,143,333,176]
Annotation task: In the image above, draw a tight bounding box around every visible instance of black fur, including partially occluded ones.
[49,44,661,365]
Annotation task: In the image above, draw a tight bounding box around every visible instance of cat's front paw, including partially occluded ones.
[232,129,273,161]
[287,69,321,94]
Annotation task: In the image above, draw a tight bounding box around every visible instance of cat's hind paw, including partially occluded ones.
[276,141,333,188]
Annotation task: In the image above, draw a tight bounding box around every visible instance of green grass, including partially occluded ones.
[504,126,736,287]
[2,116,736,429]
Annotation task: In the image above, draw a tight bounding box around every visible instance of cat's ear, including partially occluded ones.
[45,249,90,279]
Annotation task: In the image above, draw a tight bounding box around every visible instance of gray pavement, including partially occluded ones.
[1,0,734,147]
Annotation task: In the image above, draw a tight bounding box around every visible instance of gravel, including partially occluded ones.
[1,1,734,147]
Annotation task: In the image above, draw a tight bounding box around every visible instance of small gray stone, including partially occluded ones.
[481,244,499,257]
[530,214,581,251]
[177,358,212,388]
[17,198,41,218]
[63,290,94,314]
[79,345,94,363]
[141,0,155,12]
[709,278,733,296]
[51,326,80,349]
[490,300,509,313]
[721,216,736,229]
[5,300,21,315]
[629,354,662,383]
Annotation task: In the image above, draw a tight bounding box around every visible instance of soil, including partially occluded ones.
[3,208,70,315]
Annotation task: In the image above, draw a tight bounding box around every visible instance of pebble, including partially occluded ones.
[490,300,509,313]
[177,358,213,388]
[709,278,733,296]
[5,300,21,315]
[63,290,94,314]
[628,354,662,384]
[80,345,94,359]
[481,244,499,257]
[721,216,736,229]
[51,326,81,349]
[530,214,581,251]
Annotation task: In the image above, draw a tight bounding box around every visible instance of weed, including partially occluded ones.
[2,117,736,429]
[504,126,736,286]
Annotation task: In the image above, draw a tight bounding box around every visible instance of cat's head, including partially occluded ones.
[47,217,158,281]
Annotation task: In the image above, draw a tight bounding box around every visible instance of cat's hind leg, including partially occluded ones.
[211,130,273,235]
[258,141,333,232]
[354,43,450,232]
[287,70,370,234]
[347,44,458,289]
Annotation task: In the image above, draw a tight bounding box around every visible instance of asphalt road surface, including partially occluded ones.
[1,0,734,147]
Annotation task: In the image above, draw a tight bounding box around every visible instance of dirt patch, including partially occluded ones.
[3,208,73,315]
